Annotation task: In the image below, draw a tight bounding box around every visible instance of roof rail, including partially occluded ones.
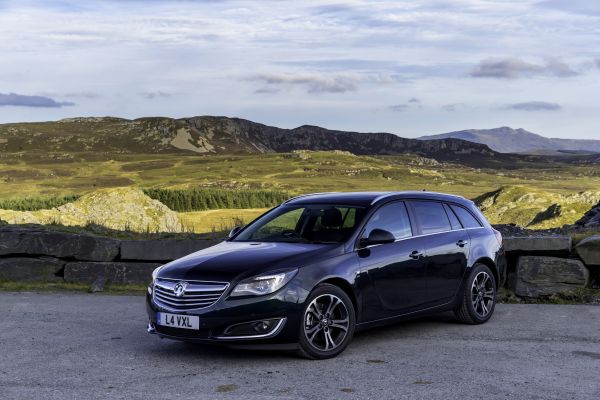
[370,191,466,205]
[284,192,338,204]
[370,192,396,205]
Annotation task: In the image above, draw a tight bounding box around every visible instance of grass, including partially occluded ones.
[1,150,599,231]
[179,208,269,233]
[1,151,599,202]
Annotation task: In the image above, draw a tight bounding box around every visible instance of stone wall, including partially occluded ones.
[503,235,598,298]
[0,226,220,287]
[0,225,598,298]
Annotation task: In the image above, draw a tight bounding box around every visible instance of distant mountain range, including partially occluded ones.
[419,127,600,154]
[0,116,510,166]
[0,116,597,166]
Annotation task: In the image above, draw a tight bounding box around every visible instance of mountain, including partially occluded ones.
[418,127,600,154]
[0,116,509,166]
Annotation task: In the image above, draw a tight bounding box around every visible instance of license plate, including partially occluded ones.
[156,312,199,330]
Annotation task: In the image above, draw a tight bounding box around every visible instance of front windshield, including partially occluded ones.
[233,204,366,244]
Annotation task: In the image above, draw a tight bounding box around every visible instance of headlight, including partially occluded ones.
[230,269,298,297]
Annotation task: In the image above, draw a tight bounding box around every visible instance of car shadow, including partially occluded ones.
[144,311,461,362]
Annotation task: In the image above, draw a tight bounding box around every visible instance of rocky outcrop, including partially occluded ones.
[476,186,600,228]
[576,236,600,266]
[576,202,600,228]
[0,227,119,261]
[514,256,589,297]
[0,188,182,233]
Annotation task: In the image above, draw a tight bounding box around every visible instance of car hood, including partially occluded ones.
[157,241,342,282]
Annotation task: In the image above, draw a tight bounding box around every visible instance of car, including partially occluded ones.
[146,191,506,359]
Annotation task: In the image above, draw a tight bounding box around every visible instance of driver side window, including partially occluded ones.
[362,201,413,241]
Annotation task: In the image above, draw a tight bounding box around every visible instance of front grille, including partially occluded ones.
[153,279,229,311]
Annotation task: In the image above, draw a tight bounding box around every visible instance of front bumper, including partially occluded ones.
[145,288,304,347]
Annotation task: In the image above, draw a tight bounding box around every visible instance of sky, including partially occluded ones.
[0,0,599,139]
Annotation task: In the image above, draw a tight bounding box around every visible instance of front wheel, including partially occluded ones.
[454,264,497,324]
[297,284,356,359]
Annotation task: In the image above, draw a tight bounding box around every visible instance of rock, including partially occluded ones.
[0,227,119,261]
[0,257,64,281]
[575,201,600,227]
[0,187,183,233]
[575,235,600,266]
[64,261,161,285]
[514,256,589,297]
[120,239,219,261]
[503,236,571,254]
[89,276,108,293]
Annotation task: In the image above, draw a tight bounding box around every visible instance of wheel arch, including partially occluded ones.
[319,277,359,320]
[473,257,499,288]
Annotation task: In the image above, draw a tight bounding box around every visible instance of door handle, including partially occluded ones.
[409,250,423,259]
[456,240,469,247]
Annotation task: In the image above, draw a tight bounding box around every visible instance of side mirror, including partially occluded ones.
[228,226,243,239]
[360,229,395,247]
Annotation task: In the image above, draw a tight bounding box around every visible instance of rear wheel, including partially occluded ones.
[454,264,496,324]
[297,284,355,359]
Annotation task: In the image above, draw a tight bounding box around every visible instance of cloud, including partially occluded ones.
[442,103,465,112]
[595,59,600,69]
[536,0,600,15]
[64,91,101,99]
[388,104,408,112]
[0,92,75,108]
[470,58,578,78]
[408,97,420,103]
[246,73,358,94]
[139,91,172,99]
[504,101,562,111]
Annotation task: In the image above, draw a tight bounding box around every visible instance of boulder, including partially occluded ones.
[0,228,119,261]
[575,235,600,266]
[514,256,589,297]
[64,261,161,285]
[503,236,571,254]
[0,257,64,281]
[120,239,219,261]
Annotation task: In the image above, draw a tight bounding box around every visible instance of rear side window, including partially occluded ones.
[450,204,482,228]
[410,201,451,235]
[443,203,462,230]
[362,201,412,240]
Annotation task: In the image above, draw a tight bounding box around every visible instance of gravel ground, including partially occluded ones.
[1,292,599,400]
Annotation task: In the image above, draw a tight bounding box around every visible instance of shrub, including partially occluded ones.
[143,188,289,212]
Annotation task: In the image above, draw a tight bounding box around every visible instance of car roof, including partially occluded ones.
[284,191,472,207]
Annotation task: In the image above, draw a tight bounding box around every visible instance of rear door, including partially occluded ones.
[407,200,470,305]
[357,201,429,320]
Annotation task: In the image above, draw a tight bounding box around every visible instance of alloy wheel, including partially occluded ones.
[303,294,350,352]
[471,271,495,317]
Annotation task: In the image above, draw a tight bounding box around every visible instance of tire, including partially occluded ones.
[454,264,497,324]
[297,283,356,359]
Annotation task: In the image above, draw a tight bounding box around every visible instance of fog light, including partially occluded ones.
[222,318,284,337]
[253,320,275,333]
[147,285,153,295]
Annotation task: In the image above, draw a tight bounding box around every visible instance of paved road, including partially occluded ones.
[0,292,599,400]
